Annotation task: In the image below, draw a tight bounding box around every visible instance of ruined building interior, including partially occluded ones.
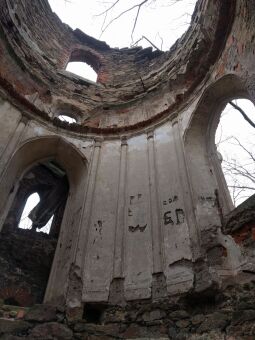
[0,0,255,339]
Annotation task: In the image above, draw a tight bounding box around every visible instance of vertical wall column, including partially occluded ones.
[81,138,102,301]
[171,118,201,260]
[113,137,128,278]
[0,117,29,231]
[75,139,102,276]
[0,117,28,180]
[45,150,89,304]
[147,130,163,274]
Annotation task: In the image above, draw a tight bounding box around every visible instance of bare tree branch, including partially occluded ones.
[228,185,255,191]
[229,101,255,129]
[97,0,192,45]
[216,101,255,207]
[99,0,150,38]
[96,0,121,17]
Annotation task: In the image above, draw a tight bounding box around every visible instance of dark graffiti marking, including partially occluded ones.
[128,193,148,233]
[199,196,217,207]
[176,209,185,224]
[163,195,178,206]
[94,220,103,235]
[130,193,142,205]
[130,195,135,205]
[162,195,184,226]
[128,224,147,233]
[163,209,185,226]
[93,220,104,244]
[163,211,174,225]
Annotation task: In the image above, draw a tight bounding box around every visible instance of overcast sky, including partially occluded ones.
[49,0,196,50]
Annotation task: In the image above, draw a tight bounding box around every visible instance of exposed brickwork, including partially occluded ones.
[223,195,255,235]
[232,224,255,245]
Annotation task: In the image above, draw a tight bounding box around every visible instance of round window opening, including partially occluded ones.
[66,62,98,82]
[48,0,197,51]
[58,115,77,124]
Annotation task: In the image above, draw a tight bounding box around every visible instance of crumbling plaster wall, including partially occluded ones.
[0,96,244,306]
[0,0,255,308]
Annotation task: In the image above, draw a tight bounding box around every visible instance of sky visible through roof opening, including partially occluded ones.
[49,0,197,80]
[49,0,197,51]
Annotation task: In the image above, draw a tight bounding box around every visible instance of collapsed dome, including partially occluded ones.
[1,1,255,339]
[0,0,236,135]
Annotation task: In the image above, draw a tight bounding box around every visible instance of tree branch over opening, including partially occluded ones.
[217,102,255,206]
[131,35,161,50]
[229,101,255,129]
[218,135,255,206]
[97,0,190,45]
[98,0,150,40]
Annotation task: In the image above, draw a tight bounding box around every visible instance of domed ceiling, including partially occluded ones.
[0,0,235,135]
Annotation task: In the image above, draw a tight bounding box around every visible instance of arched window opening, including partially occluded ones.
[58,114,77,124]
[0,160,69,306]
[18,192,40,230]
[37,215,54,234]
[18,193,54,234]
[66,61,97,82]
[215,99,255,207]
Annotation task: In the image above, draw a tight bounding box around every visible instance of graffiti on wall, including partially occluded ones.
[128,193,148,233]
[162,195,185,226]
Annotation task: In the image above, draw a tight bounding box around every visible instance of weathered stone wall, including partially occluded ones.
[0,228,58,307]
[223,195,255,274]
[0,163,68,306]
[0,95,247,308]
[0,0,255,338]
[1,281,255,339]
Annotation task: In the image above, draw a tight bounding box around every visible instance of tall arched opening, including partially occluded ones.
[215,99,255,207]
[0,136,88,306]
[184,75,251,274]
[185,75,249,216]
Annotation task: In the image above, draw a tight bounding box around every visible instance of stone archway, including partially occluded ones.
[0,136,88,305]
[185,75,249,215]
[184,75,250,275]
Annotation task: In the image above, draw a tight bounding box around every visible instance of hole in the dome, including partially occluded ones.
[66,62,98,82]
[48,0,197,51]
[58,115,77,124]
